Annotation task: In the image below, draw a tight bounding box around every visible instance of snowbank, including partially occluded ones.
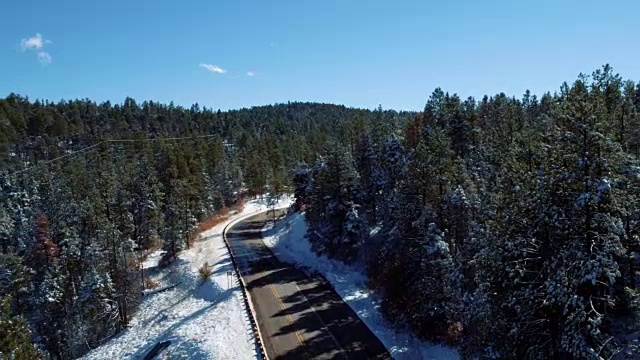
[263,212,460,360]
[82,195,292,360]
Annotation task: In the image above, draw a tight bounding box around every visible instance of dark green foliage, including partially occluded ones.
[0,296,40,360]
[0,99,403,358]
[296,65,640,358]
[292,163,310,211]
[1,65,639,359]
[304,143,365,263]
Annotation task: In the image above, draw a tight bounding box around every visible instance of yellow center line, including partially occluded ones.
[269,283,307,348]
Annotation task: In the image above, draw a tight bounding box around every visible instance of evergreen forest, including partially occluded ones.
[1,64,639,359]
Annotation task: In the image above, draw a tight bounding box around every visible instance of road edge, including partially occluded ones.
[260,211,396,359]
[223,209,288,360]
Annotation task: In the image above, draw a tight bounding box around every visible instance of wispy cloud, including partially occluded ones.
[199,63,226,74]
[20,33,53,65]
[246,71,255,77]
[21,33,51,51]
[37,51,52,64]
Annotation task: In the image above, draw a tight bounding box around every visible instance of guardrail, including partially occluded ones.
[222,212,272,360]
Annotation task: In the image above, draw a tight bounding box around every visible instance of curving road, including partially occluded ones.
[225,210,391,360]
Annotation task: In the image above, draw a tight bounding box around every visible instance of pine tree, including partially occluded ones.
[292,163,310,211]
[306,143,363,262]
[131,155,164,250]
[0,296,40,360]
[0,254,32,313]
[354,133,377,222]
[371,135,407,225]
[538,76,629,358]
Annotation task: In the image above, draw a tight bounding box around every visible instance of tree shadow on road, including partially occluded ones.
[227,210,389,360]
[248,259,390,359]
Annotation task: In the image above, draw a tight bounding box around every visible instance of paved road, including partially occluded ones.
[225,210,391,360]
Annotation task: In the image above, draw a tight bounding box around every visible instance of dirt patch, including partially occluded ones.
[188,199,246,247]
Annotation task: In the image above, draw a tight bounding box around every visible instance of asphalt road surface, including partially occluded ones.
[225,210,391,360]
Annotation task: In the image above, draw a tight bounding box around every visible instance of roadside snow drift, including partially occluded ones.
[263,212,460,360]
[82,196,292,360]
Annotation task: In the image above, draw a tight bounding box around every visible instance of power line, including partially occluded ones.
[1,134,223,180]
[107,134,221,142]
[1,142,106,180]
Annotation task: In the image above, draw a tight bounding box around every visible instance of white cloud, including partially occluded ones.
[37,51,52,64]
[246,71,255,77]
[20,33,53,65]
[21,33,50,51]
[199,63,226,74]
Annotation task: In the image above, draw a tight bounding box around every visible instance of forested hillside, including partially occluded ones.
[1,64,639,359]
[295,65,640,358]
[0,98,406,359]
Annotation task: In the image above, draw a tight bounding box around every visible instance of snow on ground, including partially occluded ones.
[142,249,166,270]
[82,195,292,360]
[263,212,460,360]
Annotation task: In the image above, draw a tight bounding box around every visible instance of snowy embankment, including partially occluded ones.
[82,196,292,360]
[263,212,460,360]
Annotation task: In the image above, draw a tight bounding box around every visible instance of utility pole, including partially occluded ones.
[140,247,145,285]
[184,196,189,249]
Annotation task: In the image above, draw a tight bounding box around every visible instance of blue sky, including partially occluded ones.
[1,0,638,111]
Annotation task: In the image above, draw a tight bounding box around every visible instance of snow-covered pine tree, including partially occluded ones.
[0,253,32,314]
[131,155,164,251]
[292,162,310,211]
[371,134,407,226]
[372,118,458,340]
[305,143,364,262]
[0,190,13,254]
[354,133,377,223]
[538,75,630,358]
[0,296,40,359]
